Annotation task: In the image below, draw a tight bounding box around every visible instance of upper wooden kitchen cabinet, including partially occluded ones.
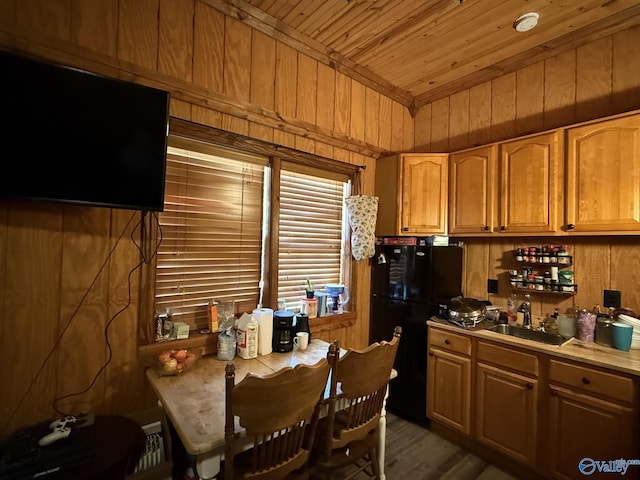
[375,154,449,236]
[498,131,562,234]
[449,131,562,235]
[449,145,497,235]
[565,113,640,233]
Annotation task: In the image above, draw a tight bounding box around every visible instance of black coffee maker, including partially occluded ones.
[295,313,311,340]
[273,310,295,352]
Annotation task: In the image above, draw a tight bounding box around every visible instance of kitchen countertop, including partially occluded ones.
[428,318,640,377]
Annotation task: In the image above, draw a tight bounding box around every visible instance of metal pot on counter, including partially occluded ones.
[448,297,486,327]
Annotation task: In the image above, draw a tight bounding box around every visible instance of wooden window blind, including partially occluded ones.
[277,164,351,310]
[155,138,267,331]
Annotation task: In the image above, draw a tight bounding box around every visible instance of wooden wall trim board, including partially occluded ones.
[169,118,362,177]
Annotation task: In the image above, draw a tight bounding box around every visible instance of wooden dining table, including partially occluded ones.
[145,338,396,480]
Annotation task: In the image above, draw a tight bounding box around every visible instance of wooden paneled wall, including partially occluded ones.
[414,26,640,321]
[415,26,640,152]
[3,0,640,439]
[0,0,414,438]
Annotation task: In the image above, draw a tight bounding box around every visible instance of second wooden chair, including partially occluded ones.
[311,326,402,480]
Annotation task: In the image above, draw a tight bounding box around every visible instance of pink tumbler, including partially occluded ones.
[576,310,597,342]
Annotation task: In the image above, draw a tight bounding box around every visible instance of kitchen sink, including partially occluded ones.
[488,323,569,346]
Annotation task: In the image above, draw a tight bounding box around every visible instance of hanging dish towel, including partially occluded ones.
[345,195,378,262]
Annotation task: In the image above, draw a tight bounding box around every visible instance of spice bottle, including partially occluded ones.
[208,300,219,332]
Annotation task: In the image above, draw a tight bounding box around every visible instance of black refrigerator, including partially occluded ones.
[370,242,463,426]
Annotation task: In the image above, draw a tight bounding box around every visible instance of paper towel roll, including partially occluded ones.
[253,308,273,355]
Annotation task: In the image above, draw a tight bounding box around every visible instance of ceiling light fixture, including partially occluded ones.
[514,12,539,32]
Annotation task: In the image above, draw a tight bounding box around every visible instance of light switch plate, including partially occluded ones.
[603,289,621,309]
[487,279,499,294]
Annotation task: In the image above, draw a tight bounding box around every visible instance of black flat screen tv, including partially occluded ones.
[0,50,169,212]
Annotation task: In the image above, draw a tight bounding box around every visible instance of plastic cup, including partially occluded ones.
[557,315,577,337]
[576,311,596,342]
[613,322,633,351]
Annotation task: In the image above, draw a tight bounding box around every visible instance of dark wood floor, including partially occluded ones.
[375,413,518,480]
[174,412,518,480]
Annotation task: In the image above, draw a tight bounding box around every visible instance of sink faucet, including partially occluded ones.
[518,293,532,329]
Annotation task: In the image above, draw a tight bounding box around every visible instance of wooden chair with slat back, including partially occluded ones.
[311,326,401,480]
[222,345,337,480]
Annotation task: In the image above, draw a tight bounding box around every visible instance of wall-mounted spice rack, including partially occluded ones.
[510,245,577,296]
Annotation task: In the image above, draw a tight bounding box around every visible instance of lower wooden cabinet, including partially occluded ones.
[427,329,472,434]
[547,359,638,480]
[474,340,540,467]
[475,363,538,467]
[426,325,640,479]
[427,347,471,434]
[548,386,635,480]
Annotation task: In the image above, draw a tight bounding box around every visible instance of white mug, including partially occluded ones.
[294,332,309,350]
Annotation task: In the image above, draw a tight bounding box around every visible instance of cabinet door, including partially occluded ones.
[427,347,471,435]
[400,154,448,234]
[449,145,497,234]
[475,363,538,467]
[498,131,562,233]
[548,385,635,480]
[566,114,640,232]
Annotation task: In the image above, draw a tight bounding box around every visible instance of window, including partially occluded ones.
[154,137,268,331]
[144,122,360,344]
[276,163,351,312]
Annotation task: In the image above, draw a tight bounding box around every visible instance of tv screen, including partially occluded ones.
[0,50,169,211]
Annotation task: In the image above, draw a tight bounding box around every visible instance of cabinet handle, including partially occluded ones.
[444,339,450,345]
[567,224,575,230]
[500,225,506,231]
[581,377,591,385]
[526,383,534,390]
[428,351,434,357]
[483,225,489,231]
[401,227,409,232]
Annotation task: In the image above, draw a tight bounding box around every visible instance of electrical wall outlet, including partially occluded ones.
[603,289,621,309]
[487,278,499,294]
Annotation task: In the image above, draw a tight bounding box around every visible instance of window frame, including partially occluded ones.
[139,118,360,346]
[154,138,268,332]
[268,158,355,328]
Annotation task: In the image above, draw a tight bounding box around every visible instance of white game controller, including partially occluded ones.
[38,415,76,446]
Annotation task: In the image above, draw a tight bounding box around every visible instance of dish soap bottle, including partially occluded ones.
[507,293,518,325]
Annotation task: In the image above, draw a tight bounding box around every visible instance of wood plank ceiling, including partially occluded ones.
[211,0,640,112]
